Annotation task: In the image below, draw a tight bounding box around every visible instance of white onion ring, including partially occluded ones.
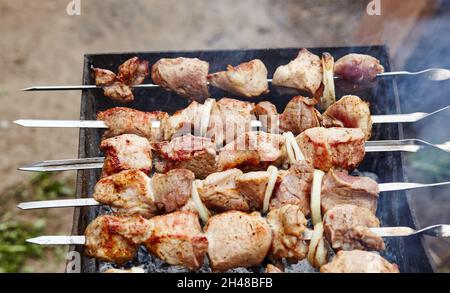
[307,222,324,266]
[262,166,278,214]
[286,131,304,161]
[320,53,336,110]
[200,99,214,137]
[191,179,210,223]
[310,169,325,225]
[313,237,328,268]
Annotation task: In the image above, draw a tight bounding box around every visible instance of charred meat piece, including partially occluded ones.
[216,98,256,144]
[272,49,323,96]
[321,169,379,214]
[252,101,278,133]
[84,215,152,264]
[93,170,157,218]
[265,264,284,273]
[102,81,134,103]
[205,211,272,272]
[322,95,372,139]
[279,96,321,135]
[270,160,314,216]
[218,131,288,172]
[197,169,250,212]
[152,134,217,178]
[267,204,309,262]
[323,204,385,251]
[151,169,195,214]
[152,57,210,102]
[334,53,384,84]
[236,171,270,211]
[144,211,208,271]
[117,57,150,86]
[100,134,153,177]
[296,127,365,172]
[320,250,399,273]
[97,107,168,141]
[207,59,269,98]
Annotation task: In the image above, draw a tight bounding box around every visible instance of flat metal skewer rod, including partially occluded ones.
[17,180,450,210]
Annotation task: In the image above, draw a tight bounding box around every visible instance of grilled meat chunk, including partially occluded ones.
[267,205,309,262]
[117,57,150,86]
[152,134,217,178]
[252,101,278,133]
[93,170,157,218]
[322,95,372,139]
[270,160,314,216]
[144,211,208,271]
[320,250,399,273]
[216,98,256,144]
[197,169,250,212]
[207,59,269,98]
[265,264,284,273]
[102,81,134,103]
[272,48,323,96]
[205,211,272,272]
[151,169,195,213]
[152,57,210,102]
[84,215,152,264]
[296,127,365,171]
[236,171,270,211]
[279,96,320,135]
[100,134,152,177]
[323,204,385,251]
[218,131,288,172]
[334,53,384,84]
[321,170,379,214]
[97,107,168,141]
[104,267,145,273]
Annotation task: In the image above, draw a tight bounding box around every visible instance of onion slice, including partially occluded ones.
[200,98,214,137]
[285,131,304,161]
[283,132,296,165]
[307,222,324,266]
[310,169,325,225]
[262,166,278,214]
[191,179,210,223]
[320,52,336,110]
[313,237,328,268]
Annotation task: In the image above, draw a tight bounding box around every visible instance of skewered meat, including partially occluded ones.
[272,49,323,96]
[84,215,152,264]
[97,107,168,141]
[270,160,314,216]
[144,211,208,271]
[205,211,272,272]
[217,131,288,172]
[323,204,385,251]
[100,134,153,177]
[267,204,309,262]
[320,250,399,273]
[152,134,218,178]
[265,264,284,273]
[252,101,278,133]
[151,169,195,213]
[152,57,210,102]
[216,98,256,144]
[296,127,365,171]
[93,57,149,103]
[334,53,384,84]
[236,171,270,211]
[321,169,379,214]
[322,95,372,139]
[207,59,269,98]
[104,267,145,273]
[93,170,157,218]
[279,96,320,135]
[197,169,250,212]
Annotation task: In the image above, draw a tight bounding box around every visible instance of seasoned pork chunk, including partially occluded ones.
[279,96,321,135]
[321,170,379,214]
[265,264,284,273]
[322,95,372,139]
[270,160,314,216]
[144,211,208,271]
[151,57,210,102]
[323,204,385,251]
[272,49,323,96]
[216,98,256,144]
[267,205,309,262]
[205,211,272,272]
[84,215,152,264]
[320,250,399,273]
[97,107,168,141]
[152,134,217,178]
[236,171,270,211]
[218,131,288,172]
[197,169,250,212]
[117,57,150,86]
[100,134,153,177]
[151,169,195,213]
[93,170,157,218]
[334,54,384,84]
[296,127,365,171]
[252,101,278,133]
[207,59,269,98]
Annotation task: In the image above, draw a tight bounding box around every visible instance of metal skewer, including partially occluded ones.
[21,68,450,92]
[26,224,450,245]
[17,179,450,211]
[16,139,450,172]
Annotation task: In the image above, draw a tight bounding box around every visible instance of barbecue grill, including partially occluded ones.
[67,45,433,273]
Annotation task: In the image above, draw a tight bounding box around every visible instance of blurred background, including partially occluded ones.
[0,0,449,272]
